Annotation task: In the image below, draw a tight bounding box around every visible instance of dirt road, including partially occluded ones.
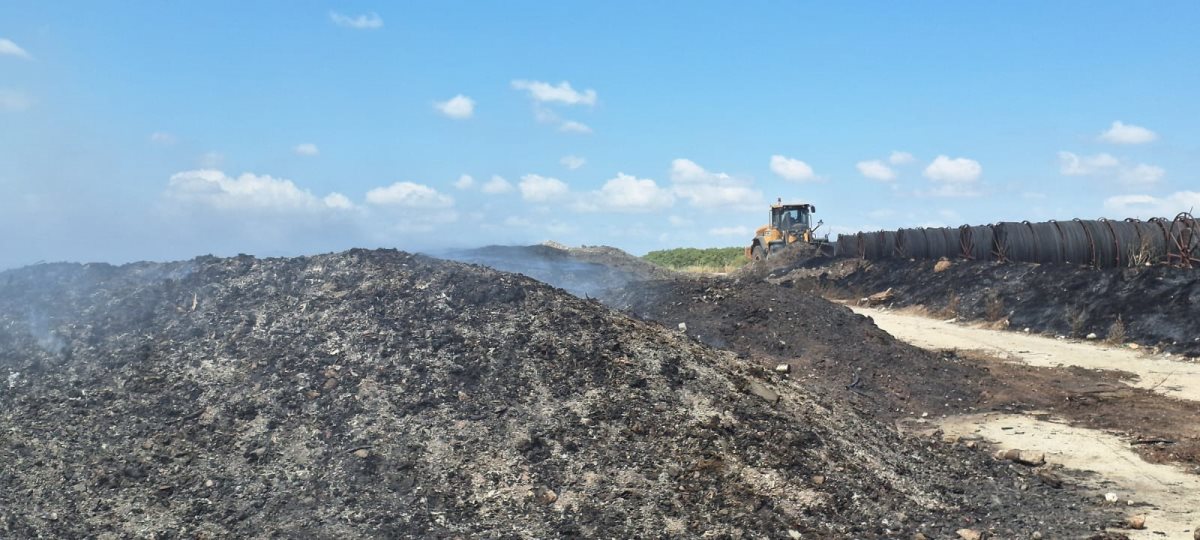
[849,305,1200,403]
[851,305,1200,539]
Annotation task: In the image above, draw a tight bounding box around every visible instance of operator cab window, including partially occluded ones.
[775,208,809,229]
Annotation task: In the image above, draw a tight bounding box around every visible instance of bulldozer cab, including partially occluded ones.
[772,204,814,232]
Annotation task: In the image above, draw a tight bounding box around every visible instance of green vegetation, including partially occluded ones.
[643,247,750,273]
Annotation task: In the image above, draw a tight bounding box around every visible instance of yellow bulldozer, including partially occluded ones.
[745,199,827,261]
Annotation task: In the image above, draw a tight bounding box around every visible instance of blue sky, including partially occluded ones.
[2,2,1198,267]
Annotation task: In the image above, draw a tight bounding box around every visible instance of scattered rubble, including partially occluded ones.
[0,251,1119,537]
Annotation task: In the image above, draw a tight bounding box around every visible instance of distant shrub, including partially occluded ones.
[643,247,750,272]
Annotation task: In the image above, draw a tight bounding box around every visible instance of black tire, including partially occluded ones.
[751,244,765,261]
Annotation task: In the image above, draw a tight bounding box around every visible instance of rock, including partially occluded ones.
[1105,492,1119,503]
[912,533,928,540]
[1032,532,1042,539]
[956,528,983,540]
[811,475,825,485]
[861,288,896,307]
[934,259,952,273]
[746,380,779,404]
[787,530,802,539]
[996,449,1045,466]
[534,486,557,505]
[353,449,370,459]
[1086,333,1098,340]
[774,363,790,373]
[677,322,687,332]
[1128,343,1140,350]
[1125,514,1145,529]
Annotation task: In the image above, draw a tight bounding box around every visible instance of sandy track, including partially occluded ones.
[849,305,1200,403]
[941,413,1199,539]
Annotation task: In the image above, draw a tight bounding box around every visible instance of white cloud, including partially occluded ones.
[294,143,320,156]
[709,226,752,237]
[889,151,915,165]
[584,173,674,213]
[856,159,896,181]
[166,170,353,212]
[1103,191,1200,217]
[921,155,982,197]
[518,174,570,202]
[434,94,474,119]
[559,120,592,134]
[1099,121,1157,145]
[670,158,764,211]
[0,89,32,112]
[769,155,817,182]
[481,175,513,194]
[511,80,597,106]
[923,155,982,183]
[560,155,586,170]
[454,174,475,190]
[366,182,454,208]
[1057,151,1119,175]
[668,215,693,226]
[149,132,177,146]
[329,11,383,29]
[0,39,31,60]
[1118,163,1165,185]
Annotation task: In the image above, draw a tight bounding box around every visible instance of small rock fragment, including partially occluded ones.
[811,475,825,485]
[353,449,370,458]
[1086,333,1098,340]
[1125,514,1145,530]
[912,533,928,540]
[746,380,779,404]
[1105,492,1119,503]
[677,322,687,332]
[956,528,982,540]
[996,449,1045,466]
[787,530,801,539]
[775,363,790,374]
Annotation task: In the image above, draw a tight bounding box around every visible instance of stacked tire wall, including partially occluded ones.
[834,213,1200,268]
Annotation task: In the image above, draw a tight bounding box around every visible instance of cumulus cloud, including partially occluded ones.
[1099,121,1157,145]
[294,143,320,156]
[511,80,597,106]
[454,174,475,190]
[856,159,896,181]
[670,158,764,211]
[583,173,674,213]
[923,155,981,183]
[0,39,31,60]
[560,155,586,170]
[559,120,592,134]
[922,155,982,197]
[149,132,178,145]
[0,89,32,112]
[889,151,915,165]
[1058,151,1118,175]
[434,94,474,119]
[481,175,513,194]
[166,170,353,213]
[330,11,383,29]
[1118,163,1165,185]
[1103,191,1200,217]
[366,182,454,208]
[518,174,570,202]
[769,155,816,182]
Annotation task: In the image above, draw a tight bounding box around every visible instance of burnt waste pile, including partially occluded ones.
[1,250,1115,538]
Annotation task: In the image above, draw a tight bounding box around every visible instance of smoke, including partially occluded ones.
[439,245,640,300]
[25,309,65,356]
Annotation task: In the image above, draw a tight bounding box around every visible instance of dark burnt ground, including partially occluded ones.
[604,276,995,418]
[779,258,1200,357]
[606,273,1200,474]
[0,250,1119,538]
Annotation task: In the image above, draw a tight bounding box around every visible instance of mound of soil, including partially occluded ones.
[443,243,675,299]
[786,259,1200,357]
[0,251,1114,538]
[604,276,997,418]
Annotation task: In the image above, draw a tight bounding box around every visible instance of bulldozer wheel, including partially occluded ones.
[751,244,765,261]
